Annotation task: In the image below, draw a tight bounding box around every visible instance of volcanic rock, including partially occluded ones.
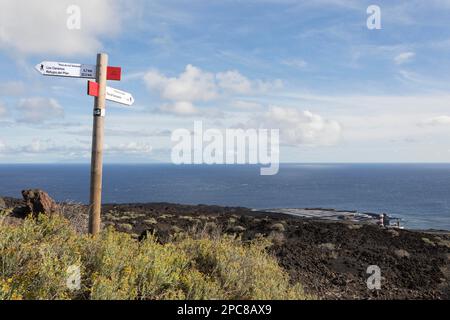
[21,189,60,217]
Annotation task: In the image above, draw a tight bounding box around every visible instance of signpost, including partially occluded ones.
[88,53,108,236]
[35,61,122,81]
[35,53,134,235]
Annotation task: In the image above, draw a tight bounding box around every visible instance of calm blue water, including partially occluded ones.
[0,164,449,230]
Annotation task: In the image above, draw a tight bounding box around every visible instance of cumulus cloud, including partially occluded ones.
[143,65,283,116]
[0,0,125,56]
[217,70,282,94]
[16,97,64,123]
[144,65,218,102]
[216,70,253,94]
[394,52,415,65]
[249,106,342,146]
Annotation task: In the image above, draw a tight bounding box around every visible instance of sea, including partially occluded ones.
[0,163,449,231]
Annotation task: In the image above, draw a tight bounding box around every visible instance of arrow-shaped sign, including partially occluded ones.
[35,61,121,81]
[88,81,134,106]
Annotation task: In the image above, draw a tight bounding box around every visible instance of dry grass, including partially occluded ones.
[0,214,310,300]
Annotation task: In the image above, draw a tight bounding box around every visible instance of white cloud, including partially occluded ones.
[159,101,199,116]
[0,0,125,56]
[24,139,52,153]
[16,97,64,123]
[419,116,450,126]
[144,65,217,102]
[248,106,342,146]
[216,70,253,94]
[394,52,415,65]
[278,92,450,145]
[217,70,282,94]
[143,64,283,116]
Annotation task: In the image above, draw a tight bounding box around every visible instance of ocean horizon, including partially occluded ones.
[1,163,449,231]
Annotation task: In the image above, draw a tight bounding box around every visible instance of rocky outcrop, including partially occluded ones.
[21,189,60,217]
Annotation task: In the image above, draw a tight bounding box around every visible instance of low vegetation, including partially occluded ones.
[0,213,308,300]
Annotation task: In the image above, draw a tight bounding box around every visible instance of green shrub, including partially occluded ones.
[0,215,84,300]
[0,215,309,300]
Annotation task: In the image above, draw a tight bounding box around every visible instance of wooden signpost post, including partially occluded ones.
[35,53,134,235]
[89,53,108,235]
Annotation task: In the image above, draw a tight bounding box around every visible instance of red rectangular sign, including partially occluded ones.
[107,66,122,81]
[87,81,99,97]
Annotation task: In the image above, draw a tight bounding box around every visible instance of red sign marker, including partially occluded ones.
[107,66,122,81]
[88,81,99,97]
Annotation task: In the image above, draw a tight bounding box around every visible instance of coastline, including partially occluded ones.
[2,196,449,299]
[2,163,450,231]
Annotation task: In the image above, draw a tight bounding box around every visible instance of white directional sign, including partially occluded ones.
[35,61,96,79]
[105,87,134,106]
[88,81,134,106]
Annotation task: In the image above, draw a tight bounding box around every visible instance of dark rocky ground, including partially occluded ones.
[1,196,449,300]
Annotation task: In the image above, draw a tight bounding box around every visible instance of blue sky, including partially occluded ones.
[1,0,450,163]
